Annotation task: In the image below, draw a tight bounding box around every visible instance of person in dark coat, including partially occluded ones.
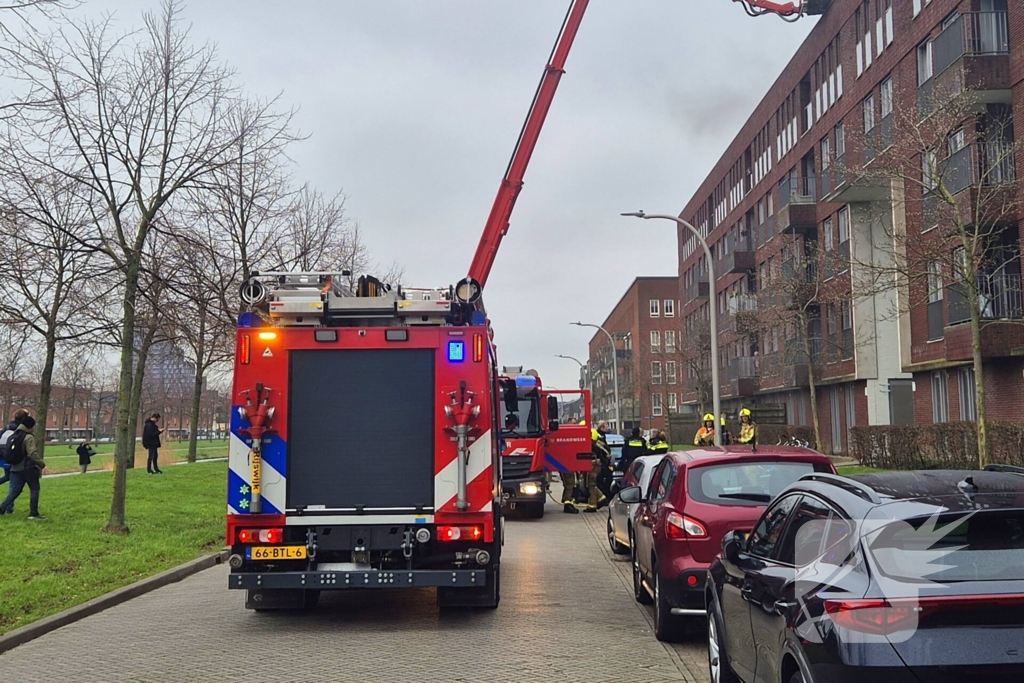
[77,440,96,474]
[142,413,164,474]
[0,415,46,518]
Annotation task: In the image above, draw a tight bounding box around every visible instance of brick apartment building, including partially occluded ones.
[675,0,1021,454]
[587,277,684,434]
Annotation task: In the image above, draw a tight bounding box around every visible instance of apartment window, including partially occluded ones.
[863,94,876,133]
[664,299,675,317]
[927,261,944,302]
[668,393,678,413]
[917,40,933,85]
[958,367,977,421]
[665,330,677,354]
[835,121,846,158]
[841,301,853,330]
[823,216,834,251]
[650,330,661,353]
[666,361,677,385]
[922,148,938,190]
[931,371,949,423]
[947,128,965,155]
[652,393,664,417]
[913,0,921,17]
[821,136,831,169]
[838,206,850,244]
[649,299,660,317]
[826,304,837,335]
[651,361,662,385]
[880,77,893,118]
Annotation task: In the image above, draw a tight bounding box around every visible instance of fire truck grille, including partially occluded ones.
[501,455,533,481]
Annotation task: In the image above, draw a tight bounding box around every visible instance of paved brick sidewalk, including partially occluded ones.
[0,492,699,682]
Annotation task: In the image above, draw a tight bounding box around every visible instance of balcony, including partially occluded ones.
[758,353,809,390]
[755,215,775,247]
[943,141,1016,195]
[920,11,1011,118]
[722,233,756,275]
[776,176,817,237]
[726,293,759,334]
[947,271,1024,325]
[729,356,760,397]
[685,274,709,302]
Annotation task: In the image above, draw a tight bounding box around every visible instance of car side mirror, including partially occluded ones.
[722,529,748,563]
[546,395,559,427]
[618,485,642,504]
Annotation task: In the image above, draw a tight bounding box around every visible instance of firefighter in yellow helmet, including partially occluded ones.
[694,414,716,447]
[736,408,758,445]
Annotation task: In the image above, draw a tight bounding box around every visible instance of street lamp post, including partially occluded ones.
[622,210,721,447]
[570,322,620,433]
[555,354,589,391]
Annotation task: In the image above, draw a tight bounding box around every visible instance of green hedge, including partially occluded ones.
[850,422,1024,470]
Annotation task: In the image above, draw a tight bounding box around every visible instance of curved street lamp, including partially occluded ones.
[570,322,620,432]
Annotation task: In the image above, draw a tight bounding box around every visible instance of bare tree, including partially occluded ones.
[846,84,1022,467]
[0,323,32,420]
[8,1,244,531]
[681,317,713,416]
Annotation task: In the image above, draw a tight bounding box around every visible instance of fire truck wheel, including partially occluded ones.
[526,501,545,519]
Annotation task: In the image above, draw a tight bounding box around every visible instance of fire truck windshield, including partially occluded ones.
[501,394,543,437]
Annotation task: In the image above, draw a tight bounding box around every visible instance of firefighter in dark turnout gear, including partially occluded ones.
[618,427,648,473]
[585,422,611,512]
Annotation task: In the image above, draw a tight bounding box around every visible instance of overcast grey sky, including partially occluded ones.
[84,1,814,392]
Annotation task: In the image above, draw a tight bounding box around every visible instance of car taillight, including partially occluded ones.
[437,525,483,542]
[237,528,284,544]
[823,599,920,635]
[239,334,251,364]
[666,512,707,539]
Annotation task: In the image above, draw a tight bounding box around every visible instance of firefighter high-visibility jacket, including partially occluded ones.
[736,423,757,444]
[694,427,716,446]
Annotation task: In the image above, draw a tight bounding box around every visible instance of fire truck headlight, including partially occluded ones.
[519,482,542,497]
[415,528,431,544]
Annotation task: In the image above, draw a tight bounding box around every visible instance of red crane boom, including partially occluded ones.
[466,0,814,290]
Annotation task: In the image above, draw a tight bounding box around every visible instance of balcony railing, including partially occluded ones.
[779,176,817,209]
[943,141,1017,195]
[948,271,1024,325]
[727,293,758,316]
[934,11,1009,78]
[730,356,760,379]
[756,215,775,247]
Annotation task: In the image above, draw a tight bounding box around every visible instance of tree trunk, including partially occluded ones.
[128,324,159,471]
[970,307,988,468]
[187,302,207,463]
[107,257,142,534]
[802,324,823,451]
[34,333,58,461]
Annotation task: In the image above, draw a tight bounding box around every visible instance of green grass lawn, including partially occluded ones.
[39,440,229,475]
[837,464,887,476]
[0,461,227,636]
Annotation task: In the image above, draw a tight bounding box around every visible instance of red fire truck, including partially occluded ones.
[226,0,820,612]
[498,368,592,518]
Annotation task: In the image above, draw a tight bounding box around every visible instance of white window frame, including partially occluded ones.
[665,330,677,354]
[922,148,938,191]
[668,393,678,413]
[664,299,675,317]
[650,330,661,354]
[821,135,831,169]
[666,361,677,385]
[927,261,944,303]
[835,122,846,157]
[652,393,664,417]
[917,40,933,85]
[838,206,850,244]
[651,361,662,385]
[823,216,834,252]
[931,371,949,423]
[880,77,893,118]
[649,299,660,317]
[958,367,977,421]
[863,93,876,133]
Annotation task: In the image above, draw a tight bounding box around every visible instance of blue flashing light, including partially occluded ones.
[515,375,537,387]
[447,341,466,363]
[237,312,261,328]
[471,311,487,326]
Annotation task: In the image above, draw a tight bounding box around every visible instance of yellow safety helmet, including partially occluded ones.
[578,419,586,425]
[740,408,752,418]
[702,413,715,422]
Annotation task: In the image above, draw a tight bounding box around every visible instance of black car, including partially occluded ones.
[706,470,1024,683]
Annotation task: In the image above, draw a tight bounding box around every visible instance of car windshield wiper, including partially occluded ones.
[716,492,772,502]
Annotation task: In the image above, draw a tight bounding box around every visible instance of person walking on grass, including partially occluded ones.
[0,415,46,519]
[0,409,29,513]
[143,412,165,474]
[77,440,97,474]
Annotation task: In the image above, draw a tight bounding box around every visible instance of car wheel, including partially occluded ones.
[788,672,804,683]
[708,596,741,683]
[607,517,629,555]
[632,544,652,605]
[653,568,686,642]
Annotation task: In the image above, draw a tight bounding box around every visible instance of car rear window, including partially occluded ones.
[869,510,1024,582]
[688,461,828,507]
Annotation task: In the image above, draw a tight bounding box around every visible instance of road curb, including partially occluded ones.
[0,549,228,655]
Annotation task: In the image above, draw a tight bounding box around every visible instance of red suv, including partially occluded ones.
[618,446,835,642]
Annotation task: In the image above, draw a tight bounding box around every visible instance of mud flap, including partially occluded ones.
[437,565,499,609]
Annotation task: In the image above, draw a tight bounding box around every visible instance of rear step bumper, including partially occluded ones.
[230,569,488,590]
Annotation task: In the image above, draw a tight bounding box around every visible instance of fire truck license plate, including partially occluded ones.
[247,546,307,561]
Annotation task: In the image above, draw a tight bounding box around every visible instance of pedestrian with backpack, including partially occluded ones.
[0,414,46,519]
[0,409,29,512]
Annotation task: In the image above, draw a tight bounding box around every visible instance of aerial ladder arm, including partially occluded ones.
[467,0,820,290]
